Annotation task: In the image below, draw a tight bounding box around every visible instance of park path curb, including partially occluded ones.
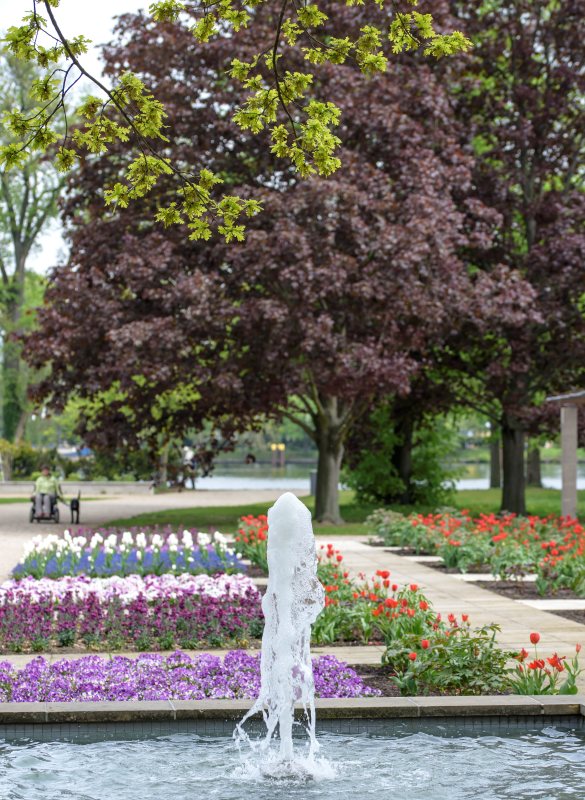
[0,695,583,723]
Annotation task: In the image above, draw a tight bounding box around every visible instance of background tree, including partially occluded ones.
[24,9,534,521]
[0,52,64,470]
[441,0,585,514]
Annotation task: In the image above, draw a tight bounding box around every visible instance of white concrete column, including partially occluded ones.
[561,404,578,519]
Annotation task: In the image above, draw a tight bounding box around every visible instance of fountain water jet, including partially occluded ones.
[235,492,329,778]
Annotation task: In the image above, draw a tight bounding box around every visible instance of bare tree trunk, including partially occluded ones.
[158,440,170,487]
[13,408,27,443]
[501,415,526,514]
[526,446,542,488]
[315,441,344,524]
[2,340,24,442]
[489,436,501,489]
[2,251,27,443]
[392,417,414,504]
[314,397,344,524]
[0,449,13,481]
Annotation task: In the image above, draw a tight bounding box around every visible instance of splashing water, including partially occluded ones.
[235,492,332,780]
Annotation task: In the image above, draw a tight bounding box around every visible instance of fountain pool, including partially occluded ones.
[1,720,585,799]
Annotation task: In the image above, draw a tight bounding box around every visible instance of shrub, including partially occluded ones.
[343,407,459,506]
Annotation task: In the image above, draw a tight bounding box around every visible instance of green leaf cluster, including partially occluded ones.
[2,0,472,240]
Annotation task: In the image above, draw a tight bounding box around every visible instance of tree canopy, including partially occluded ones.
[23,9,534,520]
[440,0,585,514]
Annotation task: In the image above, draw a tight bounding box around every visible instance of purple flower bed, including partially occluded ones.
[0,575,263,652]
[0,651,380,701]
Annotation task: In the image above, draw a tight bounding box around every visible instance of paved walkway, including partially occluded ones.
[0,644,386,669]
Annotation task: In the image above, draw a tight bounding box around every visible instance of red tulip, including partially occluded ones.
[530,632,540,645]
[408,652,417,661]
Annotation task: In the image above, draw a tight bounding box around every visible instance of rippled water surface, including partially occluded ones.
[1,727,584,800]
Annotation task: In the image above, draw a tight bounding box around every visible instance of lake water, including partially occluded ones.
[195,462,585,492]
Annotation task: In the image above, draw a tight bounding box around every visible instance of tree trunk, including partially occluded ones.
[1,339,24,442]
[526,446,542,488]
[501,416,526,514]
[158,441,170,487]
[489,436,501,489]
[392,417,414,504]
[0,449,13,481]
[314,397,344,524]
[2,253,27,442]
[315,442,344,524]
[13,408,27,443]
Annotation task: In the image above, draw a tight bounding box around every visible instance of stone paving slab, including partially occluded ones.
[0,645,386,668]
[0,695,583,723]
[452,573,538,583]
[402,555,443,563]
[520,599,585,610]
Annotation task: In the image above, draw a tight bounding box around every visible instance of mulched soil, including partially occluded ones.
[354,664,512,697]
[315,639,385,648]
[370,543,436,557]
[425,562,492,575]
[354,664,401,696]
[549,609,585,625]
[474,581,580,601]
[245,565,267,578]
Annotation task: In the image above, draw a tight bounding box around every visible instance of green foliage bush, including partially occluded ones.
[343,407,460,507]
[4,442,160,482]
[385,621,512,696]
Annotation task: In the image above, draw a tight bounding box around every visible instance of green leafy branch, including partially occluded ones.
[2,0,471,239]
[2,0,262,241]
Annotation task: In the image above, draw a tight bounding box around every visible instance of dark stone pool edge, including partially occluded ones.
[0,695,583,724]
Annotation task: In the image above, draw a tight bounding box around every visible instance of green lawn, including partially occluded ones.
[107,491,374,535]
[450,487,583,517]
[0,496,101,505]
[105,487,580,536]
